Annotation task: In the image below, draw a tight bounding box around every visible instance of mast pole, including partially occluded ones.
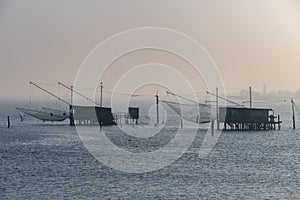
[69,86,74,126]
[216,87,219,130]
[292,98,296,129]
[249,86,252,109]
[155,91,159,126]
[100,82,103,107]
[70,86,73,106]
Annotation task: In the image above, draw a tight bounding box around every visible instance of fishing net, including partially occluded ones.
[161,99,213,124]
[16,107,69,122]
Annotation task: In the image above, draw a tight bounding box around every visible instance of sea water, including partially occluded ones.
[0,99,299,199]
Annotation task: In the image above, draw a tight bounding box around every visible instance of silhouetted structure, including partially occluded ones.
[73,106,98,125]
[218,107,282,130]
[72,106,116,126]
[113,107,140,125]
[128,107,139,124]
[95,107,116,126]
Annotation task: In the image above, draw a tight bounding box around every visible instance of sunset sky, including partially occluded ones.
[1,0,300,98]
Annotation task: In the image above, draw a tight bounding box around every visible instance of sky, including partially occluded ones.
[1,0,300,98]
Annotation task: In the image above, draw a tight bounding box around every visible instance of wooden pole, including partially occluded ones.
[70,86,74,106]
[291,98,296,129]
[69,105,74,126]
[100,82,103,107]
[155,91,159,125]
[7,116,10,128]
[69,86,74,126]
[211,118,214,136]
[216,87,219,130]
[180,117,183,128]
[249,86,252,109]
[278,115,281,130]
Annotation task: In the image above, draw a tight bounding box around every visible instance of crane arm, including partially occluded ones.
[29,81,70,105]
[58,82,100,106]
[206,91,245,108]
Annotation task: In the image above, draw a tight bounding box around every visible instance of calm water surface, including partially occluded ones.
[0,100,299,199]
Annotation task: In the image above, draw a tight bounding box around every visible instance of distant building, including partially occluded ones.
[263,85,267,96]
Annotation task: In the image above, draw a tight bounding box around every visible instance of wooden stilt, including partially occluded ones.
[155,91,159,126]
[291,99,296,129]
[7,116,10,128]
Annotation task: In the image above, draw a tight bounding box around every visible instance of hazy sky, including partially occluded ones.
[1,0,300,98]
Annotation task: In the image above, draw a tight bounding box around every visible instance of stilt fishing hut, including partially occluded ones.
[58,82,116,126]
[112,107,139,125]
[209,86,282,131]
[218,107,281,130]
[128,107,139,124]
